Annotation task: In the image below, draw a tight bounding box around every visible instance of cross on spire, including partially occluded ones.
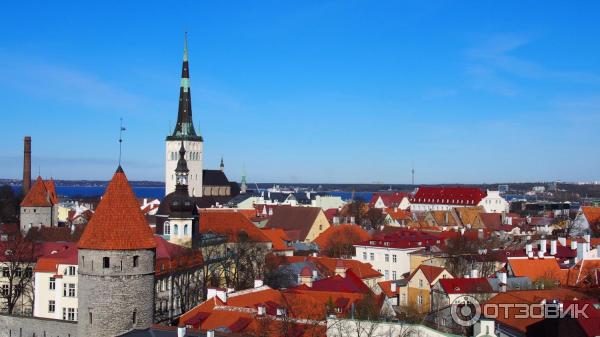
[118,117,126,166]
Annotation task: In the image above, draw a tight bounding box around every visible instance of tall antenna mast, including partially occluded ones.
[118,118,126,166]
[411,161,415,186]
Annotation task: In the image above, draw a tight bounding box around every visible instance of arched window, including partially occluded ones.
[173,224,179,236]
[184,224,188,236]
[164,221,170,235]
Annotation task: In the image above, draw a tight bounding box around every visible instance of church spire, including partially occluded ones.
[168,32,202,141]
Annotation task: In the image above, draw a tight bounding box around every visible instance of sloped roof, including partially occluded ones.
[33,243,78,273]
[583,207,600,232]
[409,264,448,284]
[203,170,229,186]
[260,228,292,251]
[411,186,485,205]
[200,210,270,243]
[438,277,493,294]
[369,192,410,207]
[313,224,370,249]
[78,167,157,250]
[565,258,600,288]
[274,255,382,280]
[20,176,58,207]
[357,228,442,249]
[479,213,503,230]
[507,257,566,283]
[155,235,203,276]
[265,206,323,241]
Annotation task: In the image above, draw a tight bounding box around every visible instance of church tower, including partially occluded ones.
[166,33,203,197]
[77,166,157,337]
[164,142,199,247]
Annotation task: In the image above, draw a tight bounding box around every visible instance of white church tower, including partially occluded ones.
[166,33,203,197]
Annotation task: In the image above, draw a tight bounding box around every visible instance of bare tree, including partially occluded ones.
[0,234,35,315]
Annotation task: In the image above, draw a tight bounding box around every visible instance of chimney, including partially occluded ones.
[206,288,227,303]
[254,279,264,288]
[558,237,566,247]
[597,245,600,258]
[207,331,215,337]
[525,243,533,255]
[478,229,484,240]
[257,305,266,316]
[571,240,578,250]
[177,326,186,337]
[537,251,544,258]
[550,240,557,256]
[459,228,465,236]
[22,136,31,195]
[577,242,586,261]
[496,271,508,293]
[585,234,591,251]
[539,239,547,254]
[470,269,479,278]
[390,282,397,293]
[527,251,534,258]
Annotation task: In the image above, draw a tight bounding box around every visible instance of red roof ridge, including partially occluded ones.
[78,167,156,250]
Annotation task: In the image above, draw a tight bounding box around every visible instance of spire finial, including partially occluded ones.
[183,32,189,62]
[118,117,126,166]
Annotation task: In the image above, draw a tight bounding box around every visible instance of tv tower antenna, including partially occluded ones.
[411,161,415,186]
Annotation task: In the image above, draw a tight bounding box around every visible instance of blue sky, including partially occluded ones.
[1,1,599,184]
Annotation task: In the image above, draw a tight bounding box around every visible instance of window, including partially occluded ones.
[392,255,397,263]
[67,266,76,276]
[103,257,110,269]
[48,300,55,313]
[385,254,389,262]
[14,267,22,277]
[362,252,367,260]
[2,267,8,277]
[384,270,389,280]
[173,225,179,236]
[417,295,423,306]
[1,284,8,296]
[164,222,170,235]
[370,253,374,261]
[184,224,188,236]
[49,277,56,290]
[133,256,139,268]
[419,279,424,287]
[89,312,93,325]
[401,294,407,304]
[392,271,397,280]
[63,283,76,297]
[64,308,76,321]
[132,309,137,324]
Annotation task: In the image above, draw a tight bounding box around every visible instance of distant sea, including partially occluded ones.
[11,185,372,202]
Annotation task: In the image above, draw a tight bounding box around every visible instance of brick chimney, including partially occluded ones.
[23,136,31,195]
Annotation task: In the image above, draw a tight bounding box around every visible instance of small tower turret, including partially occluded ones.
[77,166,157,337]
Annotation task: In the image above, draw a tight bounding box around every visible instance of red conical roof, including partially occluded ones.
[78,166,156,250]
[21,176,55,207]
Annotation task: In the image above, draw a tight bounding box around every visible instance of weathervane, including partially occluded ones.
[118,118,126,166]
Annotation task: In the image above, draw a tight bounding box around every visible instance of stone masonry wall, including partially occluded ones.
[0,314,77,337]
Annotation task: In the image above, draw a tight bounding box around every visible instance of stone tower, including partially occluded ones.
[166,33,203,197]
[77,166,157,337]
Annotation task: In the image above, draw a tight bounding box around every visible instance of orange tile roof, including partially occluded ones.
[313,224,370,249]
[20,176,57,207]
[78,167,156,250]
[583,207,600,231]
[260,228,292,251]
[377,280,398,298]
[200,211,270,243]
[507,257,567,283]
[565,258,600,287]
[485,289,590,333]
[276,255,382,280]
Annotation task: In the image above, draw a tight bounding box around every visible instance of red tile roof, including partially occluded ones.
[357,228,442,249]
[369,192,410,208]
[78,167,156,250]
[200,210,270,243]
[438,278,493,294]
[33,243,78,273]
[154,235,203,276]
[378,280,398,298]
[583,207,600,233]
[295,269,371,294]
[409,264,448,284]
[275,255,382,280]
[410,186,485,206]
[20,176,58,207]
